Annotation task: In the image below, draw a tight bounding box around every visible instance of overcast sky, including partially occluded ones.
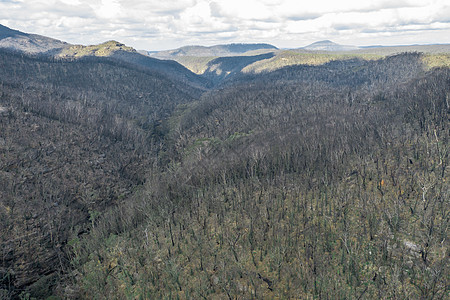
[1,0,449,50]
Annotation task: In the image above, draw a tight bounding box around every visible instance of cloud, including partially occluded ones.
[92,0,122,19]
[0,0,448,50]
[210,0,275,20]
[286,14,322,21]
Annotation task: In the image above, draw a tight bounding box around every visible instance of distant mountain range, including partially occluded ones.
[147,43,278,58]
[302,40,360,51]
[147,40,359,58]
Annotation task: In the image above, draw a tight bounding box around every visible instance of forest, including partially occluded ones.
[0,48,448,299]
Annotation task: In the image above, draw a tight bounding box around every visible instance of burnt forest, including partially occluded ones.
[0,24,449,299]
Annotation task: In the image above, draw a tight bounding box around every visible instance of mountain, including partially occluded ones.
[0,24,69,54]
[303,40,359,51]
[149,43,278,58]
[0,25,210,90]
[59,42,211,90]
[56,40,210,89]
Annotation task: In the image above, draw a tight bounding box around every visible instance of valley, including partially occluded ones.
[0,24,448,299]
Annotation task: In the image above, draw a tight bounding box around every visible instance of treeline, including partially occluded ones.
[68,54,448,299]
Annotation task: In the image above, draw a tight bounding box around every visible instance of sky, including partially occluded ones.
[0,0,449,50]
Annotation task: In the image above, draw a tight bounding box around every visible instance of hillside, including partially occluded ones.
[56,40,211,90]
[67,53,448,299]
[3,24,447,86]
[193,52,276,84]
[0,24,69,54]
[0,49,203,299]
[108,50,212,89]
[156,46,450,80]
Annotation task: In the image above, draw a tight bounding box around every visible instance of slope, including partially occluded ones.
[0,24,69,54]
[0,49,204,299]
[68,53,448,299]
[58,41,211,89]
[198,52,276,84]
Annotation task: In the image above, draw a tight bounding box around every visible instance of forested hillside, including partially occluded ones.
[0,49,202,299]
[68,53,448,299]
[0,47,448,299]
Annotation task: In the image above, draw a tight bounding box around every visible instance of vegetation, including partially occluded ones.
[0,45,448,299]
[242,51,382,73]
[172,56,217,74]
[59,41,136,58]
[422,53,450,69]
[71,53,448,299]
[169,51,450,78]
[0,49,200,299]
[167,48,450,78]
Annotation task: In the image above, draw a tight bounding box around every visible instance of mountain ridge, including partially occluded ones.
[0,24,69,54]
[302,40,360,51]
[148,43,278,58]
[58,40,136,57]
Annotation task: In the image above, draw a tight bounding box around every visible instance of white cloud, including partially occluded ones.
[93,0,122,19]
[211,0,275,20]
[0,0,448,50]
[60,0,81,5]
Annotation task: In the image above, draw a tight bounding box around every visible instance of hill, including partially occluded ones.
[302,40,359,51]
[0,24,69,54]
[108,50,212,89]
[57,40,211,90]
[149,43,278,58]
[58,40,136,57]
